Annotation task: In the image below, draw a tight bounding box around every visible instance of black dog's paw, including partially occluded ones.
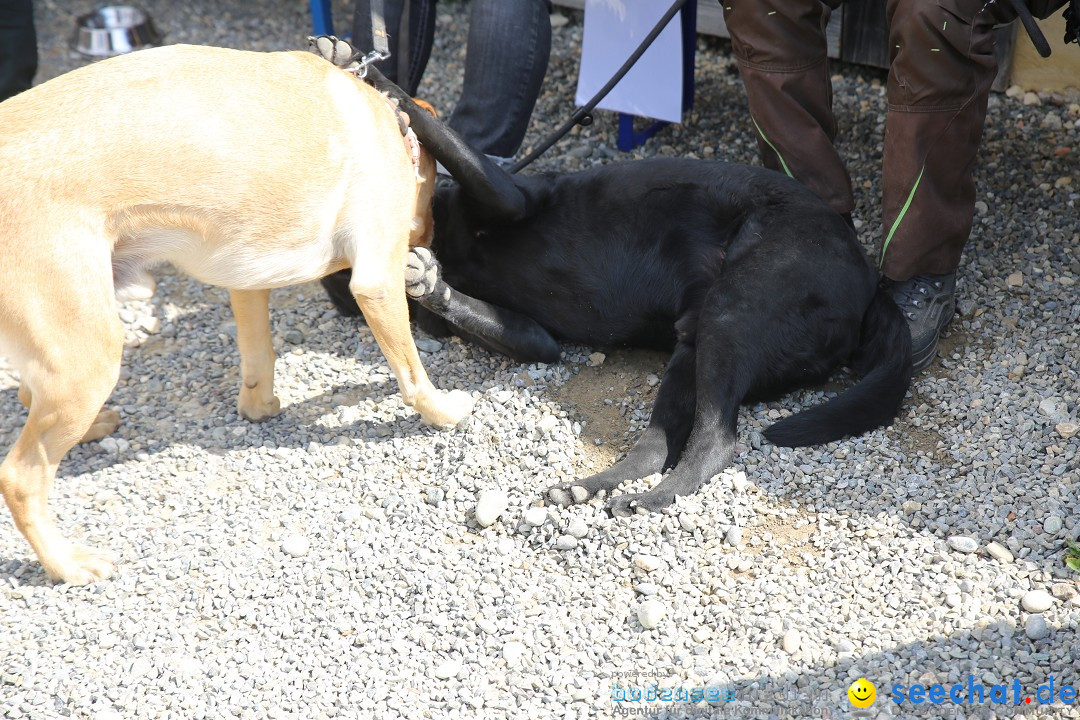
[604,489,675,518]
[309,35,360,66]
[547,481,606,507]
[405,247,445,302]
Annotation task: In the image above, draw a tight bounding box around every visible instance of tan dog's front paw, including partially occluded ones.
[43,543,117,585]
[80,409,121,443]
[415,389,474,429]
[237,390,281,422]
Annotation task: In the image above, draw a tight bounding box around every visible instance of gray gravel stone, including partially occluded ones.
[1044,515,1063,535]
[1025,614,1050,640]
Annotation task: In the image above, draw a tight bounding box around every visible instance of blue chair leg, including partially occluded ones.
[310,0,334,36]
[616,0,698,152]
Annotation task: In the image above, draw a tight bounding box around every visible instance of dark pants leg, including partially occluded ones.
[352,0,550,158]
[0,0,37,103]
[724,0,853,215]
[448,0,552,157]
[880,0,1013,280]
[726,0,1015,280]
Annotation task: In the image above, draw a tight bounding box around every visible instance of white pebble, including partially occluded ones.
[986,541,1014,563]
[566,519,589,539]
[638,599,666,629]
[523,506,548,527]
[537,415,560,435]
[1021,590,1055,613]
[433,659,461,680]
[502,641,528,666]
[781,628,801,654]
[725,527,743,546]
[554,535,578,550]
[475,490,509,528]
[635,582,659,596]
[338,505,364,524]
[633,554,665,572]
[281,535,310,558]
[947,536,979,553]
[588,351,606,366]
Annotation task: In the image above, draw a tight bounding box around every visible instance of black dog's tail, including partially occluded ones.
[764,285,913,447]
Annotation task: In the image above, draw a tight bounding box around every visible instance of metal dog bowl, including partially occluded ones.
[74,6,161,57]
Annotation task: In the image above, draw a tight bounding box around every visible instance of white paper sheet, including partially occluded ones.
[575,0,685,125]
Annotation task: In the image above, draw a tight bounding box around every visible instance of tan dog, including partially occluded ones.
[0,44,473,584]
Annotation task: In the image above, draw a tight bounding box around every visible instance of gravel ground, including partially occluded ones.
[2,2,1078,719]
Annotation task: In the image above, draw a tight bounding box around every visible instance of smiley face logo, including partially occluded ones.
[847,678,876,708]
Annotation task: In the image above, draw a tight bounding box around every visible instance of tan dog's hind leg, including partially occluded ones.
[229,289,281,422]
[18,383,120,443]
[349,256,473,429]
[1,318,123,584]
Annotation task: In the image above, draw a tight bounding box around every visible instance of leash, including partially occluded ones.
[1010,0,1080,55]
[1010,0,1054,57]
[509,0,688,173]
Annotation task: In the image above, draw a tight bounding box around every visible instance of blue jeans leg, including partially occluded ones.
[0,0,37,102]
[351,0,437,96]
[449,0,552,158]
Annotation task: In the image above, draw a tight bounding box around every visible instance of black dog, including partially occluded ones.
[322,73,913,515]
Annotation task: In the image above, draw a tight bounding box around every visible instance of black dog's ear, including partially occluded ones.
[364,66,527,222]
